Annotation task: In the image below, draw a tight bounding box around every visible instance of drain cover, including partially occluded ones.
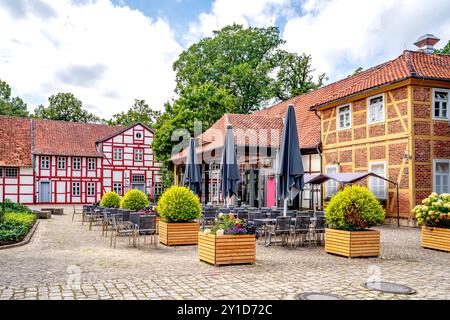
[297,292,344,300]
[363,281,416,294]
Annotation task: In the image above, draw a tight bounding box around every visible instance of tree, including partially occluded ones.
[274,51,327,100]
[347,67,363,78]
[435,40,450,54]
[107,99,161,127]
[33,92,100,123]
[0,79,29,117]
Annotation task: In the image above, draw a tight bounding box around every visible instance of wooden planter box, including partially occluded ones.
[158,221,199,246]
[421,226,450,252]
[325,228,380,258]
[198,233,256,266]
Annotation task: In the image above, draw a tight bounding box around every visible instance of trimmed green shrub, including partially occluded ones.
[120,189,149,211]
[4,212,36,228]
[0,212,37,246]
[325,185,385,231]
[100,191,122,208]
[157,186,201,222]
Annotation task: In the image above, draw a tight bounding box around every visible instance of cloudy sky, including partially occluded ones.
[1,0,449,118]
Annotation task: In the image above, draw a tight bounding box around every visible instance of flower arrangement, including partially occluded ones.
[413,192,450,228]
[203,212,256,236]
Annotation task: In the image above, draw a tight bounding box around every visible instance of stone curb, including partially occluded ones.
[0,220,40,250]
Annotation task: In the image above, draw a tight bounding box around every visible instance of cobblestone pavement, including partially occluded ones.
[0,213,449,300]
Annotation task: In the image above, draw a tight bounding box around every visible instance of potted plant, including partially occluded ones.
[100,191,122,208]
[156,186,202,246]
[413,192,450,252]
[324,185,385,258]
[120,189,149,211]
[198,213,256,266]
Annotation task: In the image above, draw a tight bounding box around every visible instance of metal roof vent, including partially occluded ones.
[414,34,440,53]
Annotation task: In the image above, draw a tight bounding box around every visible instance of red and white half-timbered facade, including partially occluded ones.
[0,116,162,205]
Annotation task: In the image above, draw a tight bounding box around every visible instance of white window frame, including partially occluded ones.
[5,167,18,178]
[113,148,123,160]
[57,157,66,170]
[72,182,81,196]
[87,158,96,171]
[134,149,143,161]
[135,131,143,139]
[337,104,352,130]
[87,182,95,197]
[73,157,81,171]
[432,88,450,121]
[325,165,339,198]
[369,161,387,199]
[433,159,450,194]
[154,183,163,196]
[41,156,50,170]
[367,93,385,124]
[113,183,122,195]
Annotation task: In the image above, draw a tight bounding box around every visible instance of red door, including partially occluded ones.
[266,177,276,207]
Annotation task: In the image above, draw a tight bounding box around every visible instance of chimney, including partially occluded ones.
[414,34,440,53]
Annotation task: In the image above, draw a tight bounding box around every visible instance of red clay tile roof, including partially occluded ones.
[264,50,450,112]
[0,116,32,166]
[32,119,124,157]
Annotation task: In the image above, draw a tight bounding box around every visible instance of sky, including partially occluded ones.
[0,0,449,119]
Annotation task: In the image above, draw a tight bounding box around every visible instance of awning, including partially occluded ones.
[305,172,392,185]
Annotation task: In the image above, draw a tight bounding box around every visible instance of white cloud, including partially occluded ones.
[186,0,293,43]
[282,0,450,81]
[0,0,182,118]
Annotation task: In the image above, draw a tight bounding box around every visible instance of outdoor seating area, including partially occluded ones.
[78,204,159,250]
[201,204,326,247]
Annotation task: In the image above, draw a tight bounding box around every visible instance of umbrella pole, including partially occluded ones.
[283,198,288,217]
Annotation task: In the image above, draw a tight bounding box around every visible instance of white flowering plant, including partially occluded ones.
[413,192,450,228]
[202,212,256,236]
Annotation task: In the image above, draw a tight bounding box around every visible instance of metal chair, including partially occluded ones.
[311,216,327,246]
[82,205,94,225]
[72,205,83,222]
[135,215,158,249]
[248,211,267,239]
[265,216,291,247]
[290,216,311,247]
[201,208,217,228]
[110,215,136,249]
[236,211,249,220]
[118,209,131,222]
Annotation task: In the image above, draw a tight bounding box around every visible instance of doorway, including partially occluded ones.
[40,181,51,202]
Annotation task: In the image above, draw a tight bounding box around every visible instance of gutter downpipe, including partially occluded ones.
[314,110,323,211]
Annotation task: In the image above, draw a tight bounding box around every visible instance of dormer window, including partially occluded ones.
[368,94,385,124]
[337,104,351,130]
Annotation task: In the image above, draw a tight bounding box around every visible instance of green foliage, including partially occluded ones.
[107,99,161,127]
[435,40,450,54]
[274,51,327,100]
[120,189,149,211]
[204,213,252,235]
[157,185,201,222]
[0,212,36,246]
[33,92,100,123]
[100,192,122,208]
[413,192,450,228]
[347,67,364,78]
[325,185,385,231]
[0,79,29,117]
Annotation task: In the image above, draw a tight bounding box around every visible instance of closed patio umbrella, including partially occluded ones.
[220,124,240,207]
[184,138,201,195]
[277,104,305,216]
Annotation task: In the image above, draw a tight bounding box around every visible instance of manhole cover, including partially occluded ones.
[297,292,344,300]
[363,281,416,294]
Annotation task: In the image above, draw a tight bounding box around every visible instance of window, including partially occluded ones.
[132,174,145,183]
[154,183,163,196]
[113,148,123,160]
[134,149,143,161]
[88,158,96,170]
[72,182,81,196]
[0,167,2,177]
[73,157,81,170]
[337,104,351,130]
[5,167,18,178]
[370,162,387,199]
[211,183,218,198]
[58,157,66,170]
[434,160,450,194]
[113,183,122,195]
[368,94,385,124]
[87,182,95,196]
[135,132,142,139]
[432,88,449,120]
[325,165,339,198]
[41,156,50,169]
